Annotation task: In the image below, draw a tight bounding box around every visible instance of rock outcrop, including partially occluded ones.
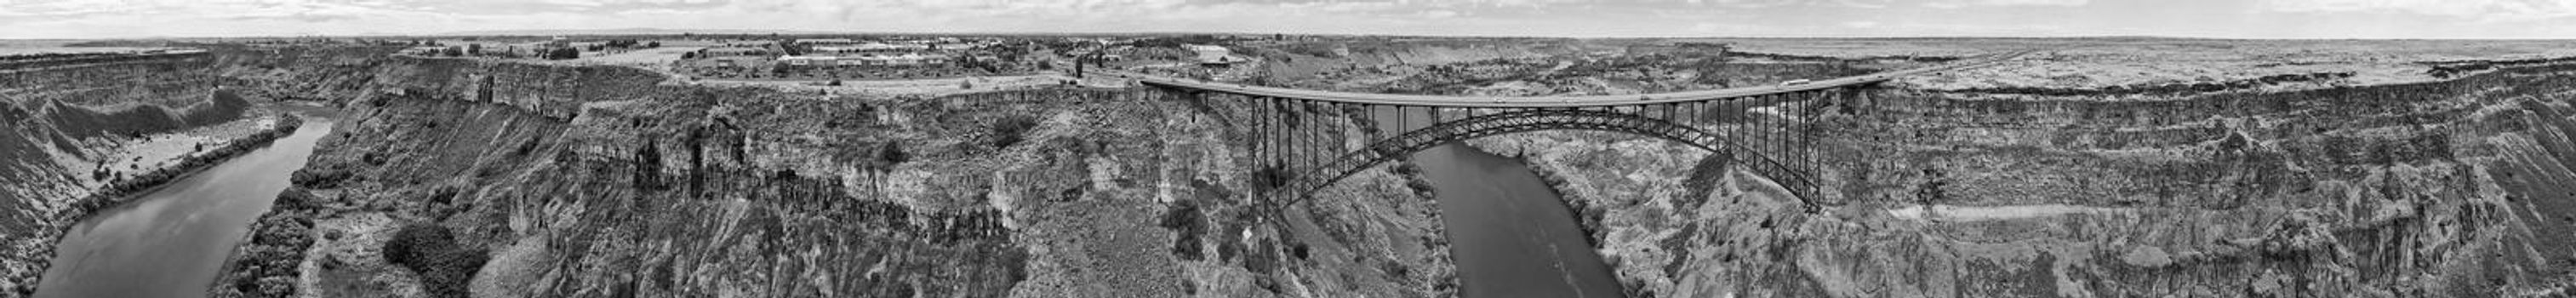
[1,46,388,295]
[199,54,1454,298]
[1474,58,2576,297]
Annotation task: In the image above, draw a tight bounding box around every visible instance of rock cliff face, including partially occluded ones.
[205,55,1454,298]
[1473,60,2576,297]
[1,47,388,295]
[1243,40,1585,89]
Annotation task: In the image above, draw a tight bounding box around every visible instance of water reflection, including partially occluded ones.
[37,110,336,298]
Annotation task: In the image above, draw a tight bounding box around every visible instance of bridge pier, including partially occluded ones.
[1179,84,1881,217]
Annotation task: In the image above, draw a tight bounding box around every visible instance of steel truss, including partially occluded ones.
[1272,108,1823,212]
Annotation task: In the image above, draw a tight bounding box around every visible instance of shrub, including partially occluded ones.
[545,48,580,60]
[874,143,911,165]
[1159,199,1207,261]
[290,166,352,188]
[986,115,1042,148]
[383,224,489,298]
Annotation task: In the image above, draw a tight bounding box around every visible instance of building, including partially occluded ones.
[812,43,928,53]
[707,57,763,67]
[854,53,949,66]
[703,47,769,57]
[795,38,860,47]
[778,54,837,66]
[1182,44,1244,66]
[777,53,951,67]
[929,42,986,51]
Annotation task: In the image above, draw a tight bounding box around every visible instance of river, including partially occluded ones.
[1372,107,1625,298]
[28,100,1626,297]
[34,111,335,298]
[1417,145,1626,298]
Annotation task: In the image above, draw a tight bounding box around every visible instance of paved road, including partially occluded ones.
[1090,50,2028,107]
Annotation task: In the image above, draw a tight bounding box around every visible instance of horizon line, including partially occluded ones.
[12,28,2576,41]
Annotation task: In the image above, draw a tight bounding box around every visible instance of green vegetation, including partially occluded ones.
[985,114,1042,148]
[60,115,302,221]
[543,48,580,60]
[215,189,320,298]
[383,224,487,298]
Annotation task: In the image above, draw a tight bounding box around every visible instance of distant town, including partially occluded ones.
[366,33,1282,84]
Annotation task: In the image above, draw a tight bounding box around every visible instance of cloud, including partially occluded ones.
[2257,0,2576,21]
[226,12,363,23]
[1922,0,2089,9]
[0,0,2566,39]
[1835,0,1893,9]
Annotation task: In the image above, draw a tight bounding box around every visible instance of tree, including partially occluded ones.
[546,48,580,60]
[680,52,697,60]
[441,47,464,56]
[646,41,661,48]
[466,43,481,55]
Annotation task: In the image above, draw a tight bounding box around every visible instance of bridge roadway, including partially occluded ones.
[1067,49,2027,211]
[1094,50,2027,107]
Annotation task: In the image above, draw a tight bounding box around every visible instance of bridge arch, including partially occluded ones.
[1275,108,1821,211]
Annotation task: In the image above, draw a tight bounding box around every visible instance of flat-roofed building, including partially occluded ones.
[703,47,769,57]
[795,38,860,46]
[1182,44,1243,65]
[708,57,763,67]
[778,54,837,66]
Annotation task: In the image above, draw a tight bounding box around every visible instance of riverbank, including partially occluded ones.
[11,112,305,297]
[1463,131,1805,297]
[1408,144,1627,298]
[53,114,304,221]
[1449,54,2576,297]
[33,114,333,298]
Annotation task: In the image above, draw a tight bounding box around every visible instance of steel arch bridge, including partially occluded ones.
[1277,108,1823,209]
[1106,51,2024,213]
[1168,89,1846,215]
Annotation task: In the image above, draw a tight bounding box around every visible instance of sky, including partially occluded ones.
[2,0,2573,39]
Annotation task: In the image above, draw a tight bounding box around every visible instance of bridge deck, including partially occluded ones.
[1123,51,2022,107]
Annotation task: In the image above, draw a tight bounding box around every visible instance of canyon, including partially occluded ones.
[3,37,2574,298]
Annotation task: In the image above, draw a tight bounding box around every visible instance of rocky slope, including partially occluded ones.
[0,46,385,295]
[1471,56,2576,297]
[203,55,1454,298]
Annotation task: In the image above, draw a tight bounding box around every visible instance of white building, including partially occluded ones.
[795,38,860,46]
[702,47,769,56]
[1182,44,1243,65]
[777,54,951,66]
[778,54,837,66]
[813,43,928,53]
[857,53,949,66]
